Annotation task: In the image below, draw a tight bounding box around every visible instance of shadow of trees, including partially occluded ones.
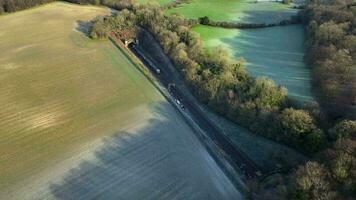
[237,9,297,24]
[49,102,241,199]
[75,20,93,37]
[220,24,314,102]
[210,5,314,102]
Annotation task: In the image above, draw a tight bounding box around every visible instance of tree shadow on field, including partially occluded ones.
[220,24,314,102]
[75,20,93,37]
[238,9,297,24]
[224,3,315,102]
[234,1,299,24]
[49,102,238,200]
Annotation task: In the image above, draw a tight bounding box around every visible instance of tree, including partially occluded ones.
[315,21,346,45]
[89,17,110,39]
[280,108,316,137]
[279,108,324,150]
[248,77,287,110]
[283,0,291,5]
[342,35,356,56]
[329,120,356,140]
[331,150,353,183]
[3,0,16,12]
[295,162,333,200]
[0,1,4,14]
[321,139,356,196]
[159,29,180,54]
[304,129,325,153]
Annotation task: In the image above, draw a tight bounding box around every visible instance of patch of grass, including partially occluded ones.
[138,0,173,5]
[0,2,162,191]
[193,24,314,102]
[167,0,297,23]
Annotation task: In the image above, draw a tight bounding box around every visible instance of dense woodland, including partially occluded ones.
[291,1,356,199]
[302,1,356,120]
[197,15,302,29]
[1,0,355,199]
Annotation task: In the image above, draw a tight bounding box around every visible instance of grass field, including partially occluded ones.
[193,24,314,102]
[138,0,172,5]
[0,2,241,199]
[167,0,297,23]
[169,0,313,101]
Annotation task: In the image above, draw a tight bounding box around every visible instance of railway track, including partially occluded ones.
[129,43,264,179]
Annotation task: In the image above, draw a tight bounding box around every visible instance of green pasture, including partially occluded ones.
[193,24,314,102]
[167,0,297,23]
[0,2,161,191]
[138,0,173,5]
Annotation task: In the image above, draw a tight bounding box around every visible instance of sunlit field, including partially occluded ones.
[0,2,240,199]
[193,24,314,102]
[0,1,157,193]
[167,0,297,23]
[138,0,172,5]
[169,0,313,101]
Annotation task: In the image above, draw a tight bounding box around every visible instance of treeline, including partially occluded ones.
[163,0,191,9]
[0,0,189,14]
[301,0,356,120]
[0,0,55,13]
[89,3,327,154]
[0,0,136,14]
[288,1,356,199]
[197,15,302,29]
[65,0,136,10]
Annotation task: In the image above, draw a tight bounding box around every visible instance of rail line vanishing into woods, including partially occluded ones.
[109,33,264,181]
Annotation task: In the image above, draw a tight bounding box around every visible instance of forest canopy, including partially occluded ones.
[302,0,356,120]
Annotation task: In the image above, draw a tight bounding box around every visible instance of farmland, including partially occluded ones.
[167,0,297,23]
[193,24,314,101]
[0,2,241,199]
[138,0,172,5]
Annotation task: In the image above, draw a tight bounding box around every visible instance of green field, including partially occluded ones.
[0,2,160,189]
[138,0,172,5]
[193,24,314,101]
[167,0,297,23]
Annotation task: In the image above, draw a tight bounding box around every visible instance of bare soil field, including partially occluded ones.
[0,2,242,199]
